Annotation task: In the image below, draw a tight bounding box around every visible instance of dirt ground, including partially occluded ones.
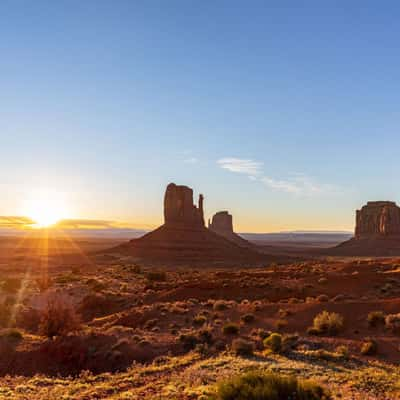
[0,234,399,399]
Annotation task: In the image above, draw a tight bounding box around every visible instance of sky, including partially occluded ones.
[1,1,400,233]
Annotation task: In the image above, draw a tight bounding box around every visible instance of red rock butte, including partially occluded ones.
[355,201,400,238]
[333,201,400,256]
[109,183,274,262]
[208,211,253,248]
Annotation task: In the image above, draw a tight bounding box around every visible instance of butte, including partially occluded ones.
[107,183,275,263]
[331,201,400,256]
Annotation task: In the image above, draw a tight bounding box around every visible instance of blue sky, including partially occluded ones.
[1,1,400,232]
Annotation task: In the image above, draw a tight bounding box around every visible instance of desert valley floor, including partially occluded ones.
[0,235,398,399]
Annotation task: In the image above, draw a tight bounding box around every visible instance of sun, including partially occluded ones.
[22,189,70,228]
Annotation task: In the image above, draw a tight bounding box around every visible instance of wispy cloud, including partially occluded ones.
[217,158,263,176]
[217,157,339,197]
[261,174,338,196]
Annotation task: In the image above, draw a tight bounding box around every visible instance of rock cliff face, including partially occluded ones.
[164,183,204,228]
[355,201,400,238]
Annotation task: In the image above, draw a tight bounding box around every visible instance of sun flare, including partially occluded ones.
[22,189,70,228]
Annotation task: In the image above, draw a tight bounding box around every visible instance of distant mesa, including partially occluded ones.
[355,201,400,238]
[208,211,253,248]
[332,201,400,256]
[107,183,275,262]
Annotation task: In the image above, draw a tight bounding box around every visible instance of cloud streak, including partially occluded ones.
[217,158,339,197]
[217,158,263,176]
[0,216,36,228]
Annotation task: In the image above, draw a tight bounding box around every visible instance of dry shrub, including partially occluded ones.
[385,313,400,334]
[241,313,255,324]
[263,333,282,353]
[39,297,81,339]
[214,371,331,400]
[232,338,254,356]
[367,311,385,328]
[334,345,348,357]
[213,300,230,311]
[361,339,377,355]
[193,315,207,326]
[309,311,344,336]
[222,322,240,335]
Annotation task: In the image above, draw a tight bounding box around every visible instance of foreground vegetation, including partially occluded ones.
[0,349,399,399]
[1,254,400,398]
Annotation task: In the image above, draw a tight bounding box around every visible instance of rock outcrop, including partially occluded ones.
[209,211,233,235]
[108,183,274,263]
[355,201,400,238]
[164,183,204,228]
[331,201,400,256]
[208,211,252,248]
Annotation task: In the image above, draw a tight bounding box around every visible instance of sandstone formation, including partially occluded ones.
[209,211,233,234]
[108,183,274,263]
[208,211,252,248]
[355,201,400,238]
[331,201,400,256]
[164,183,204,228]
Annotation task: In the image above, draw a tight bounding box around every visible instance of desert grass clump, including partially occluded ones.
[39,298,81,339]
[385,313,400,334]
[361,339,378,355]
[263,333,282,353]
[231,338,254,356]
[308,311,344,336]
[222,322,240,335]
[213,300,230,311]
[193,315,207,326]
[282,333,299,352]
[335,345,349,359]
[240,313,255,324]
[367,311,385,328]
[213,371,331,400]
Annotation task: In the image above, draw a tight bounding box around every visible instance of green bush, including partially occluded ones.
[367,311,385,328]
[310,311,344,336]
[263,333,282,353]
[212,371,331,400]
[222,322,240,335]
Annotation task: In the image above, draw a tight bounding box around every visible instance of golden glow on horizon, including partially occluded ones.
[22,189,70,228]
